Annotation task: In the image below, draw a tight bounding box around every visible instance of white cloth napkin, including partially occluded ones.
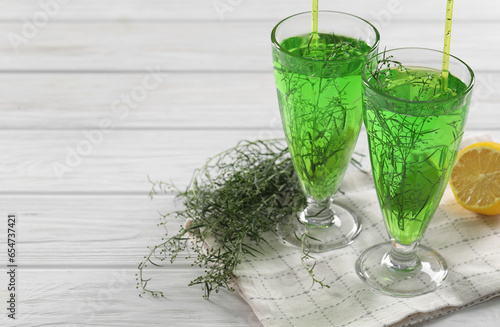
[233,134,500,327]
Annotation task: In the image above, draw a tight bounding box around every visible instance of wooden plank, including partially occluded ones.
[1,130,498,194]
[0,0,495,21]
[0,268,260,326]
[0,21,496,72]
[1,195,256,326]
[0,72,497,130]
[3,195,175,267]
[0,73,279,130]
[0,130,286,193]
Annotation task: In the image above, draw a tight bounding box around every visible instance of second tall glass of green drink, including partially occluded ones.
[356,48,474,296]
[271,11,379,252]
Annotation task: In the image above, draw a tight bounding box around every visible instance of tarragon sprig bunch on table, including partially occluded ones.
[137,139,364,298]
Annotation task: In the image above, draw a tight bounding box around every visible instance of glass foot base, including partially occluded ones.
[355,242,448,297]
[277,203,361,253]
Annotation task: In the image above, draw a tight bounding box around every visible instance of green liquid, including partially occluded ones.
[364,67,469,244]
[273,33,372,201]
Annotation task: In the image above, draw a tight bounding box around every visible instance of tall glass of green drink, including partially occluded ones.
[271,11,379,252]
[356,48,474,296]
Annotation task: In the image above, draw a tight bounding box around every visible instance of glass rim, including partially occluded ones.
[271,11,380,64]
[362,47,475,104]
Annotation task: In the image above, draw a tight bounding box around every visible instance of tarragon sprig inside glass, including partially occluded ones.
[271,11,379,252]
[356,48,474,297]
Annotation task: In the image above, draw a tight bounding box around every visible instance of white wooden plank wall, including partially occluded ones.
[0,0,499,326]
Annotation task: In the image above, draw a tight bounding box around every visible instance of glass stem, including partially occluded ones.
[388,242,421,271]
[299,197,336,227]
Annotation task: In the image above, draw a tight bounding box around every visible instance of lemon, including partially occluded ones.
[450,141,500,216]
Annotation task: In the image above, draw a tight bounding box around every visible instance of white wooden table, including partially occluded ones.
[1,1,499,326]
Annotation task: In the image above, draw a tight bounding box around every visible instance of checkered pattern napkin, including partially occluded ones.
[233,134,500,327]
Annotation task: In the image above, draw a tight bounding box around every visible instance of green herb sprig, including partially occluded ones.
[137,139,364,298]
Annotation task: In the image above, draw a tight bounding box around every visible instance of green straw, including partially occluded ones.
[442,0,454,90]
[311,0,319,47]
